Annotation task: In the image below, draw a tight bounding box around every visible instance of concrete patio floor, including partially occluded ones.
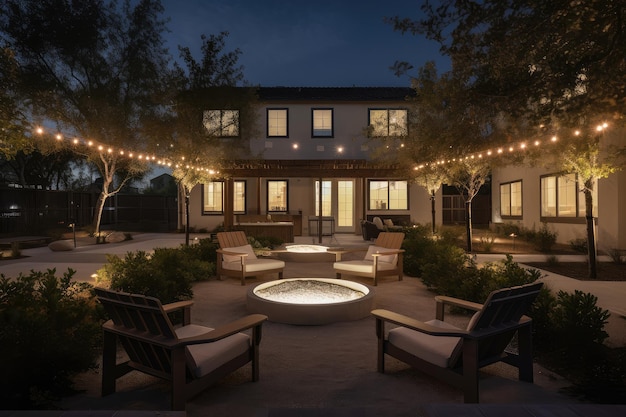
[1,232,625,416]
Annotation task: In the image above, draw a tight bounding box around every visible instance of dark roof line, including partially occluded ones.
[257,86,414,101]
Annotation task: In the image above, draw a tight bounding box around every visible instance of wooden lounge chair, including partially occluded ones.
[331,232,405,286]
[95,287,267,410]
[216,231,285,285]
[372,282,543,403]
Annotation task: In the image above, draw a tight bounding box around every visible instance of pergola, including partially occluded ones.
[218,159,402,242]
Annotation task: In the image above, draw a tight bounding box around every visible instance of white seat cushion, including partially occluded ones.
[387,319,462,368]
[364,245,398,265]
[175,324,250,378]
[373,217,385,230]
[333,259,396,274]
[223,258,285,272]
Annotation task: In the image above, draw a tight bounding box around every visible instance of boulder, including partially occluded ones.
[106,231,128,243]
[48,240,74,251]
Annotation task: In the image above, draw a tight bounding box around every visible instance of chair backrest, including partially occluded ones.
[217,231,248,249]
[450,282,543,368]
[374,232,405,249]
[469,282,543,332]
[95,288,179,372]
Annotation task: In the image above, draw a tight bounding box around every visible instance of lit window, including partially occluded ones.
[369,109,408,137]
[312,109,333,137]
[234,181,246,214]
[315,180,332,216]
[267,109,288,137]
[369,180,408,210]
[500,180,522,217]
[203,181,224,213]
[541,173,576,217]
[267,180,288,212]
[203,180,246,214]
[203,110,239,137]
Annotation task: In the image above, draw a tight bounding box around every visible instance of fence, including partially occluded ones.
[0,187,178,236]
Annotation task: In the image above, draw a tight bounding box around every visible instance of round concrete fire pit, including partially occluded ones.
[246,278,375,325]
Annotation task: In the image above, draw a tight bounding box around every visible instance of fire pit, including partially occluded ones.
[274,244,335,262]
[246,278,375,325]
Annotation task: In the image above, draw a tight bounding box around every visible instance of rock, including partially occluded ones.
[48,240,74,251]
[106,231,128,243]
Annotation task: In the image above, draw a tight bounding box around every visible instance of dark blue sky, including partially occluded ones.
[161,0,449,87]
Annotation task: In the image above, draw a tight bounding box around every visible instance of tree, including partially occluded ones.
[161,32,257,243]
[389,0,626,275]
[0,0,170,235]
[0,46,32,158]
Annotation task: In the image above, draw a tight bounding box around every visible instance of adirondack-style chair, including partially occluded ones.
[216,231,285,285]
[95,287,267,410]
[372,282,543,403]
[331,232,405,286]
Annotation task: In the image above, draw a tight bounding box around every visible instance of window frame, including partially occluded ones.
[368,179,409,210]
[311,108,334,138]
[267,179,288,213]
[203,109,240,137]
[500,180,523,219]
[368,108,408,137]
[540,173,585,223]
[266,108,289,138]
[202,180,247,215]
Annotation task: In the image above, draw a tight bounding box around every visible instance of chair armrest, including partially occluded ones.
[435,295,483,311]
[216,249,249,257]
[163,300,194,313]
[327,247,368,261]
[370,249,405,256]
[163,300,194,325]
[176,314,268,347]
[371,309,468,337]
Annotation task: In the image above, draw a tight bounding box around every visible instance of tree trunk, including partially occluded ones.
[185,190,190,246]
[92,189,107,236]
[584,186,597,279]
[465,200,473,252]
[430,190,436,235]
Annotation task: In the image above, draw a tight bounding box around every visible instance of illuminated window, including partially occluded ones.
[234,181,246,214]
[312,109,333,137]
[369,180,408,210]
[369,109,408,137]
[267,180,288,212]
[203,181,224,213]
[267,109,288,137]
[315,180,332,216]
[203,110,239,137]
[203,180,246,214]
[337,180,353,227]
[500,180,522,217]
[541,174,576,217]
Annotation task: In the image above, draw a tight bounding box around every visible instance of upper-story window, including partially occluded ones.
[368,180,408,210]
[203,110,239,137]
[267,109,288,137]
[312,108,333,137]
[369,109,408,137]
[500,180,522,218]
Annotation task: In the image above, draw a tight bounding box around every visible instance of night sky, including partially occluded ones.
[161,0,448,87]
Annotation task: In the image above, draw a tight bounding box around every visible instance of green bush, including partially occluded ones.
[96,244,215,303]
[0,269,101,409]
[552,290,610,349]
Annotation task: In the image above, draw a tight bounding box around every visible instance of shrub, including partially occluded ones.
[569,238,588,253]
[96,244,215,303]
[0,269,101,409]
[530,223,557,252]
[552,290,610,349]
[608,248,624,264]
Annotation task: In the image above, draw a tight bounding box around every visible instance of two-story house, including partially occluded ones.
[186,87,442,239]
